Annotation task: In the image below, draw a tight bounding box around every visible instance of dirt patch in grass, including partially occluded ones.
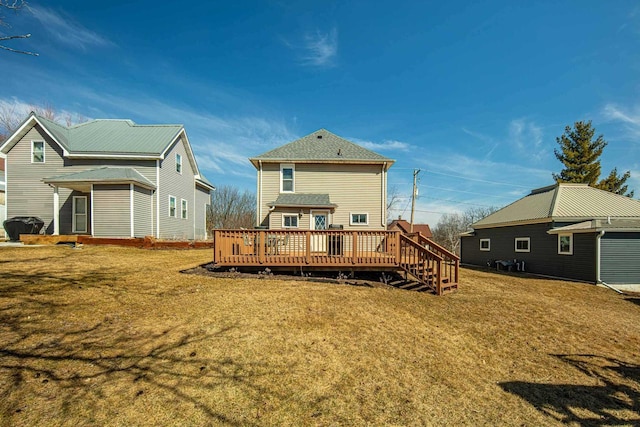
[1,245,639,426]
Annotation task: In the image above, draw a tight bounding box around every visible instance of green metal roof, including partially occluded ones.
[43,167,156,189]
[250,129,394,167]
[267,193,337,208]
[548,218,640,234]
[473,183,640,228]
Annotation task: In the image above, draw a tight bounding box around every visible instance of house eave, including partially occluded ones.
[472,218,553,229]
[249,158,394,170]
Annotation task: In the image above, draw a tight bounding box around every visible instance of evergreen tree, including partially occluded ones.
[553,121,634,197]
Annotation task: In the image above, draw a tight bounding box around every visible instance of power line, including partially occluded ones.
[391,167,531,189]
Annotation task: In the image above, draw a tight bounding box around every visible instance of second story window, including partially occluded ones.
[32,141,45,163]
[176,153,182,174]
[281,164,294,193]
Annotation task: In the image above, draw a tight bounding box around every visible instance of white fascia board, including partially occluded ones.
[0,115,70,156]
[159,128,200,176]
[66,153,160,160]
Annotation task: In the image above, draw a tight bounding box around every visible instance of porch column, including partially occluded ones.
[53,185,60,235]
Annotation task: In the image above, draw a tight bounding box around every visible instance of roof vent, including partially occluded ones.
[337,149,342,156]
[317,135,322,139]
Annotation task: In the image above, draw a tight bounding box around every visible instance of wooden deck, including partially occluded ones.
[212,229,459,295]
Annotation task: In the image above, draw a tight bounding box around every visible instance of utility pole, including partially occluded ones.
[410,169,420,233]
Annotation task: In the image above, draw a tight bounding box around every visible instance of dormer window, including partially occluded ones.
[281,164,294,193]
[176,153,182,174]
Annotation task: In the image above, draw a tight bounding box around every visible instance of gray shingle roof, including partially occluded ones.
[267,193,337,208]
[43,167,156,189]
[250,129,394,166]
[473,183,640,228]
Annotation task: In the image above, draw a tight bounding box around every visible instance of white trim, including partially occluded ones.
[181,198,188,220]
[558,233,573,255]
[72,195,88,234]
[0,114,69,156]
[282,213,299,228]
[53,186,59,235]
[156,160,160,238]
[257,161,262,226]
[176,153,182,174]
[515,237,530,253]
[66,153,160,160]
[130,184,135,237]
[31,140,45,163]
[310,210,329,230]
[169,195,176,218]
[349,212,369,226]
[204,203,209,240]
[480,238,490,251]
[90,184,95,237]
[280,163,295,193]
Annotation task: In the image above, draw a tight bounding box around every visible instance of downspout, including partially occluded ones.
[156,159,160,238]
[257,160,263,227]
[595,229,623,294]
[381,162,386,227]
[130,183,134,238]
[91,184,95,237]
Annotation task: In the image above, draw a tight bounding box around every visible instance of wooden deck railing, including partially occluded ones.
[212,229,459,295]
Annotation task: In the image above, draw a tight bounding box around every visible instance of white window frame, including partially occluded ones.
[176,153,182,174]
[181,199,188,219]
[282,214,299,228]
[168,195,176,218]
[350,213,368,226]
[72,196,88,233]
[31,140,45,163]
[515,237,530,253]
[280,163,295,193]
[558,233,573,255]
[480,238,490,252]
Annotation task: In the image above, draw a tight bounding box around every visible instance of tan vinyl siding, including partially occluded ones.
[158,137,196,239]
[133,185,153,238]
[261,163,384,230]
[92,184,130,237]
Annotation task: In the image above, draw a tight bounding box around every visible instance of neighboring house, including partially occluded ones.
[249,129,394,231]
[460,183,640,289]
[0,155,5,238]
[387,217,433,238]
[0,113,214,240]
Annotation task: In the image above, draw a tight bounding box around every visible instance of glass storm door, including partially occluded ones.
[311,211,328,252]
[73,196,88,233]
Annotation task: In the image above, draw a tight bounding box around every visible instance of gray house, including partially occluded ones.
[461,183,640,290]
[0,113,214,240]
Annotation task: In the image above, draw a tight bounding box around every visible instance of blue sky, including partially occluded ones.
[2,0,640,225]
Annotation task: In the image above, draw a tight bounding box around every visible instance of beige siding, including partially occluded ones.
[92,184,130,237]
[133,185,153,238]
[260,163,385,230]
[158,136,196,239]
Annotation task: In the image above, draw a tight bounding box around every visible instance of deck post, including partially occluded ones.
[352,232,358,264]
[436,261,442,296]
[258,231,266,264]
[213,230,218,264]
[395,232,401,265]
[305,231,311,264]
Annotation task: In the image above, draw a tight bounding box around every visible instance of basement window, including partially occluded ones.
[480,239,490,251]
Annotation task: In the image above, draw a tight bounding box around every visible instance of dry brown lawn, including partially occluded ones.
[0,245,639,426]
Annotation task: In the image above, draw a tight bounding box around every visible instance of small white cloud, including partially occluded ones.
[603,103,640,140]
[29,6,113,50]
[508,118,544,161]
[295,27,338,68]
[351,138,410,152]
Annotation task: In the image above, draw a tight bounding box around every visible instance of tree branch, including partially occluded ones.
[0,33,38,55]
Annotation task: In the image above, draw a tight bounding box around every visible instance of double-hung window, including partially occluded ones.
[480,239,490,251]
[169,196,176,217]
[181,199,188,219]
[281,164,294,193]
[32,141,45,163]
[176,153,182,174]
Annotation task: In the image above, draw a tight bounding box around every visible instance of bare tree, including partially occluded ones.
[0,101,87,142]
[206,185,256,231]
[386,185,402,223]
[0,1,38,56]
[432,206,499,255]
